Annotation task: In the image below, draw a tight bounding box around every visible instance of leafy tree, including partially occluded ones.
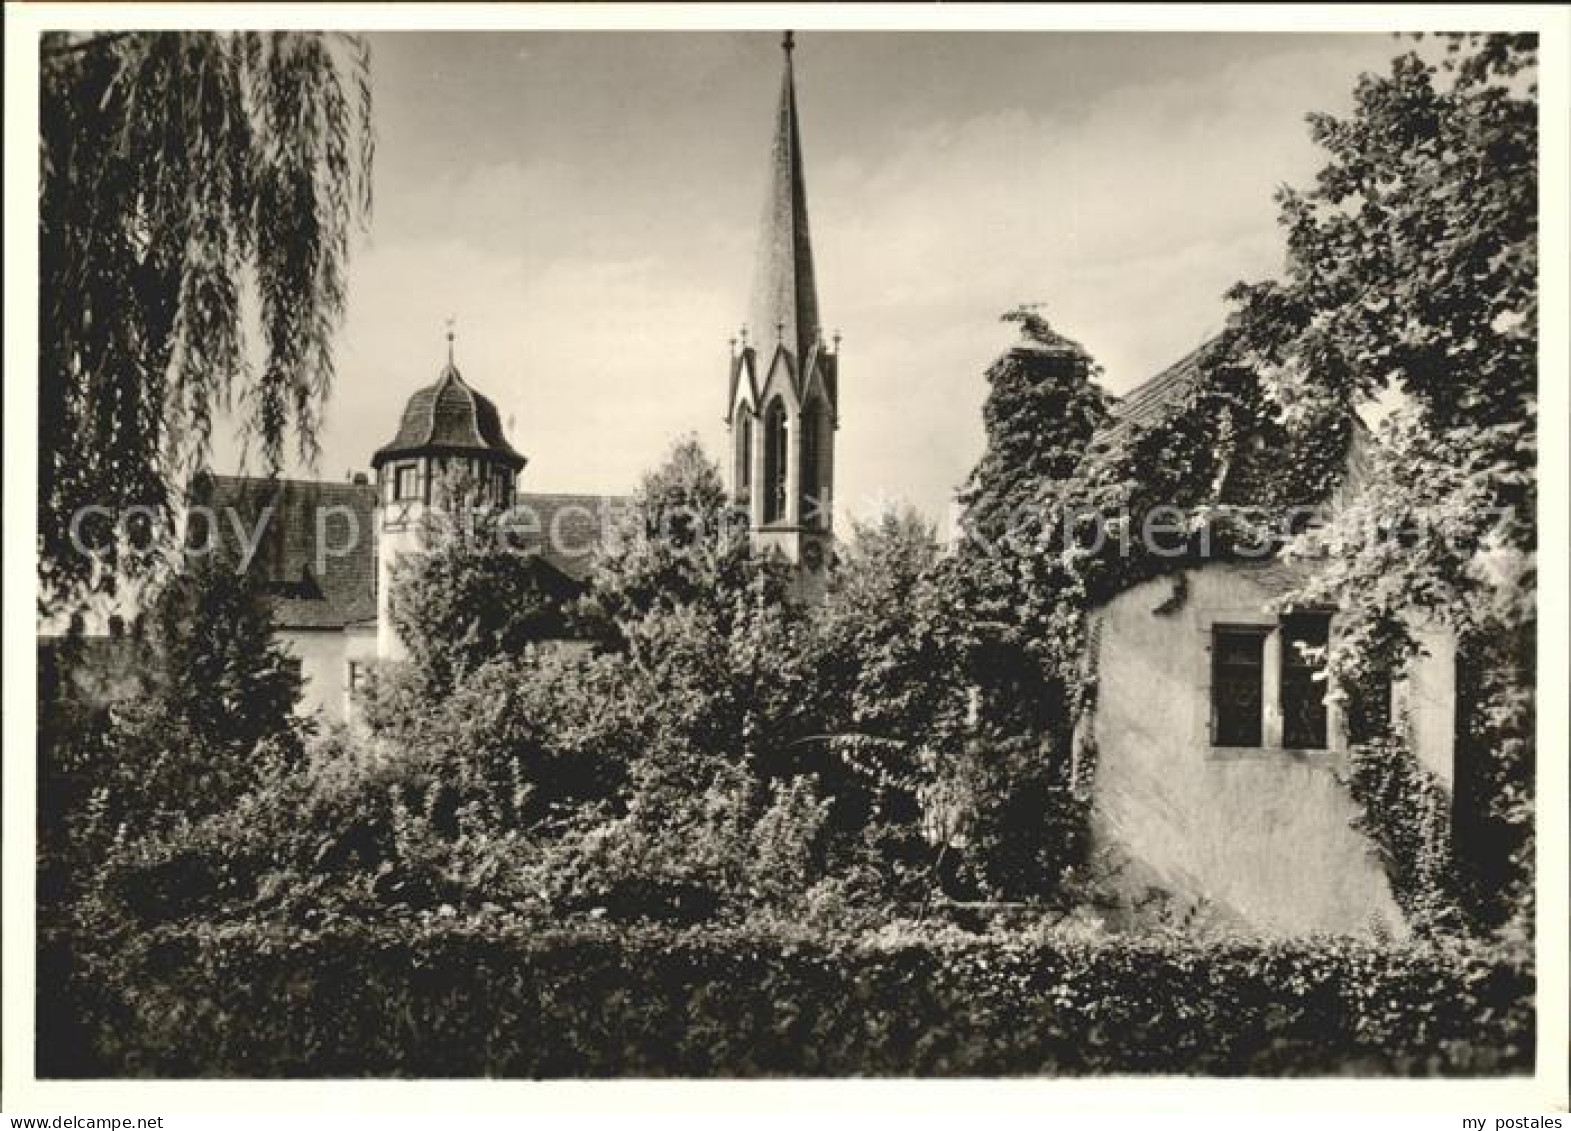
[135,556,304,758]
[578,435,791,640]
[805,508,965,856]
[355,439,829,921]
[950,730,1090,902]
[1235,35,1535,541]
[1223,32,1536,647]
[814,507,964,749]
[39,31,373,611]
[1218,34,1538,925]
[53,552,307,892]
[389,503,574,693]
[40,551,305,921]
[934,308,1113,898]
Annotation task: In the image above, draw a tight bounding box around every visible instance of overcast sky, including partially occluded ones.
[217,30,1403,528]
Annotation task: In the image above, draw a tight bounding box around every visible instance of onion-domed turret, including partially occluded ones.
[370,339,527,661]
[372,360,526,472]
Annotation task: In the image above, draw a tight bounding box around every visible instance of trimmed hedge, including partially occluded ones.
[39,919,1533,1078]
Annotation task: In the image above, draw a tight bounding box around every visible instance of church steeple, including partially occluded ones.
[726,31,839,599]
[750,29,821,376]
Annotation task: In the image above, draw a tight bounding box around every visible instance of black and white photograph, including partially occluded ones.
[4,1,1568,1116]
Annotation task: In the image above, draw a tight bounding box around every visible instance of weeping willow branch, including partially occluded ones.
[39,31,374,614]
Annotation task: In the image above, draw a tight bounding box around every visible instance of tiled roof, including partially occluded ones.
[1097,337,1364,509]
[373,363,526,470]
[193,474,379,629]
[190,476,626,628]
[1102,343,1209,442]
[505,493,629,583]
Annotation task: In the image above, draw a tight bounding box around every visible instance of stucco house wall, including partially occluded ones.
[1086,561,1455,938]
[279,625,378,725]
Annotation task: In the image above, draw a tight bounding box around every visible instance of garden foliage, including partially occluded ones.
[35,34,1540,1079]
[40,918,1532,1077]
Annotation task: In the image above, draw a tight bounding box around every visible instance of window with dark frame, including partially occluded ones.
[395,463,419,501]
[801,400,822,526]
[738,416,752,493]
[1212,626,1267,747]
[1280,612,1331,749]
[763,401,788,524]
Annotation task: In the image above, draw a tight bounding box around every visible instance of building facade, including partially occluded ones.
[368,337,529,661]
[192,352,620,725]
[1076,349,1458,937]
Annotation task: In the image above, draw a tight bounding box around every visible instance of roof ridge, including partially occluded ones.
[374,361,525,470]
[202,472,376,493]
[1111,343,1211,417]
[515,491,631,503]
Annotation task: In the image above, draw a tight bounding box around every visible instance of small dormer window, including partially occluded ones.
[395,464,419,501]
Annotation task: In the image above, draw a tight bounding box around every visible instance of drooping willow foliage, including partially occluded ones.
[39,31,374,612]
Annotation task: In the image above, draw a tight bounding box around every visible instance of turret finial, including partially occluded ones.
[782,30,794,55]
[445,316,456,366]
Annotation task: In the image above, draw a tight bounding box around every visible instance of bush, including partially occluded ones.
[951,730,1089,901]
[40,918,1532,1078]
[389,492,577,692]
[38,561,308,919]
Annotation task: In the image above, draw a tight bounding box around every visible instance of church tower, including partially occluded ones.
[725,31,839,595]
[370,332,527,660]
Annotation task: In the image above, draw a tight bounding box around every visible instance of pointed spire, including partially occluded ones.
[750,29,820,374]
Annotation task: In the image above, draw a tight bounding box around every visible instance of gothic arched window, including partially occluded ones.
[763,400,788,524]
[801,399,823,528]
[737,414,753,499]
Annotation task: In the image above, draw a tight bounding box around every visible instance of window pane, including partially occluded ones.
[802,403,821,526]
[739,417,752,491]
[1281,613,1331,749]
[763,404,787,524]
[1213,627,1265,747]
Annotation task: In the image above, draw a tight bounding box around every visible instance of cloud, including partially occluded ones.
[801,40,1390,521]
[212,33,1399,531]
